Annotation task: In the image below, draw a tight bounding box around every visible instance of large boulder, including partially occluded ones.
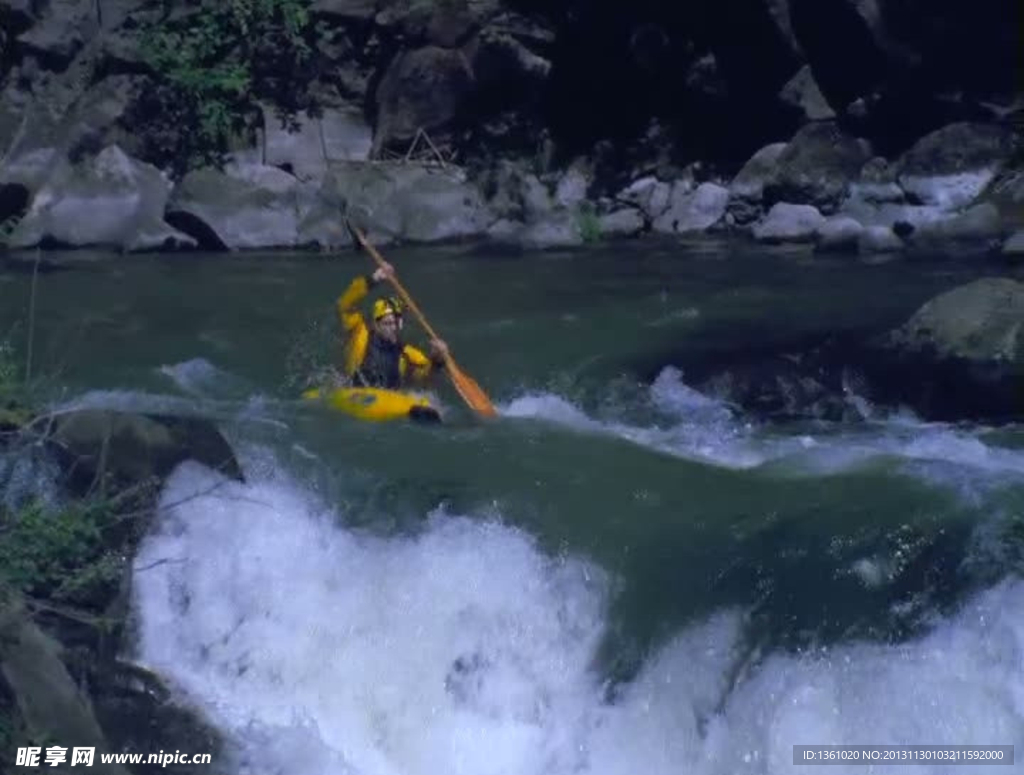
[727,142,789,224]
[896,122,1017,210]
[262,104,373,182]
[166,165,317,250]
[14,0,98,69]
[764,121,873,213]
[616,175,673,222]
[0,74,148,195]
[751,202,827,243]
[7,145,194,252]
[651,182,729,234]
[868,278,1024,420]
[321,161,495,243]
[372,46,476,153]
[37,409,244,497]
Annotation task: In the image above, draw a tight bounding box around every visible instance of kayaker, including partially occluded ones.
[335,261,449,389]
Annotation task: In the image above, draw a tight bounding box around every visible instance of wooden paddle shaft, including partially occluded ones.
[351,227,443,342]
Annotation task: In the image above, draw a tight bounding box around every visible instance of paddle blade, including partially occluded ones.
[445,357,499,418]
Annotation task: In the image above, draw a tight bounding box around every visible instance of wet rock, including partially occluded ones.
[476,159,551,223]
[37,409,244,497]
[857,225,903,253]
[599,207,645,238]
[616,175,672,221]
[869,278,1024,420]
[815,215,863,252]
[489,210,583,250]
[554,161,591,209]
[651,182,729,234]
[167,166,309,250]
[7,145,194,252]
[752,202,826,243]
[324,162,494,243]
[896,122,1017,210]
[1001,230,1024,257]
[727,142,788,224]
[764,121,873,213]
[910,202,1004,245]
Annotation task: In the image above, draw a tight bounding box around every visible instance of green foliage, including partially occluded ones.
[0,498,124,607]
[137,0,324,176]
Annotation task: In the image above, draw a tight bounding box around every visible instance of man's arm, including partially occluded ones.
[336,274,375,334]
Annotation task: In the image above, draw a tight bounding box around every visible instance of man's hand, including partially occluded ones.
[430,339,449,360]
[371,262,395,283]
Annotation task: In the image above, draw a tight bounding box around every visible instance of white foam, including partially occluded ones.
[500,368,1024,487]
[131,460,1024,775]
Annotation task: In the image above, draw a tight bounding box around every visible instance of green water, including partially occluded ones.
[4,240,1022,660]
[6,238,1024,772]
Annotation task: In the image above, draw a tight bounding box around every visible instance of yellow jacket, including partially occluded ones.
[336,275,437,388]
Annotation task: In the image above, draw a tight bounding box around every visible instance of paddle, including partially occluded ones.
[345,221,499,419]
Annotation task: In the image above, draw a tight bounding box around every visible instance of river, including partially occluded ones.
[2,238,1023,774]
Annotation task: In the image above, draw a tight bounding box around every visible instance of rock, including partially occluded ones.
[838,198,948,232]
[872,278,1024,419]
[7,145,194,252]
[15,0,98,69]
[167,166,309,250]
[847,157,905,204]
[815,215,863,252]
[554,162,590,209]
[727,142,789,224]
[479,161,552,221]
[492,211,582,250]
[0,593,132,775]
[323,162,494,243]
[374,0,497,47]
[911,202,1004,244]
[310,0,378,22]
[858,225,903,253]
[372,46,475,152]
[616,175,672,221]
[896,122,1017,209]
[263,104,373,182]
[764,121,873,213]
[599,207,645,238]
[0,74,148,195]
[652,182,729,234]
[980,167,1024,230]
[1002,230,1024,257]
[752,202,827,243]
[38,409,244,497]
[779,65,836,121]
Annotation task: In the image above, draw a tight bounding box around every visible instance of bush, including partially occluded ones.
[0,498,124,608]
[137,0,325,176]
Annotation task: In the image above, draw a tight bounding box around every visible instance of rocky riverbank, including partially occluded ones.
[0,0,1021,258]
[0,401,243,773]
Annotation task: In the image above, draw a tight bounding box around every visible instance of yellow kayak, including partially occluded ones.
[301,386,442,423]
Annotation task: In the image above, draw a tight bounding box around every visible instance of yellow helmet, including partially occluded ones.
[372,296,403,321]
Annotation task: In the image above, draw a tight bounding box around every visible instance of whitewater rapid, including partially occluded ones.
[131,457,1024,775]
